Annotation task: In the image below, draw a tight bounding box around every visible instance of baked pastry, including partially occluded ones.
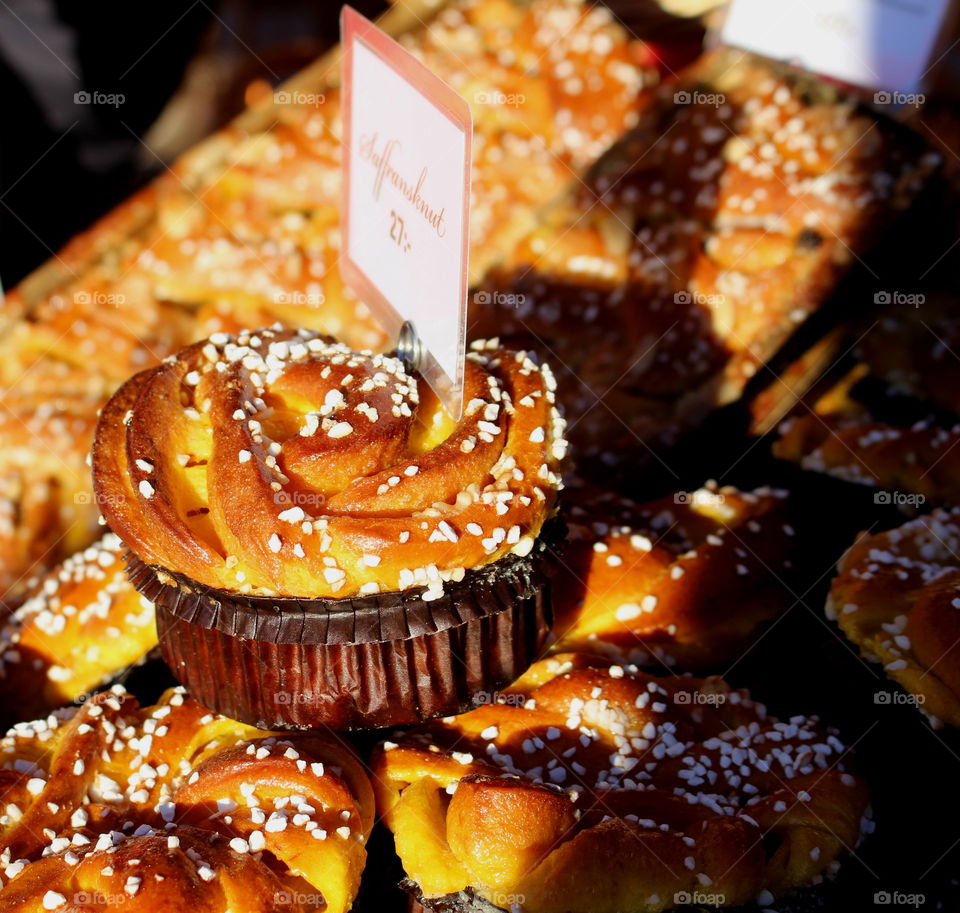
[373,653,871,912]
[0,379,103,604]
[470,48,938,467]
[827,508,960,729]
[551,480,794,670]
[92,327,566,729]
[0,534,158,726]
[0,686,373,912]
[775,412,960,506]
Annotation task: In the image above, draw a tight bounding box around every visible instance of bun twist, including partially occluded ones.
[0,687,373,912]
[93,328,565,598]
[551,480,794,669]
[374,654,870,912]
[828,508,960,728]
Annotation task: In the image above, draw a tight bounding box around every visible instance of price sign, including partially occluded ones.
[721,0,954,95]
[341,6,472,419]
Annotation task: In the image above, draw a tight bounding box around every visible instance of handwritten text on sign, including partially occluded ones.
[341,7,471,418]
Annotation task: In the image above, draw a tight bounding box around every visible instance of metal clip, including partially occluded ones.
[396,320,424,374]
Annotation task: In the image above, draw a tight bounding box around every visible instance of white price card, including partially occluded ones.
[341,5,472,419]
[721,0,953,95]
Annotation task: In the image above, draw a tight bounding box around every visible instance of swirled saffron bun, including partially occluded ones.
[93,328,565,600]
[373,654,871,913]
[92,327,566,730]
[0,686,373,913]
[827,509,960,729]
[550,480,794,670]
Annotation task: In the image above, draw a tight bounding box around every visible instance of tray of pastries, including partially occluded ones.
[1,0,959,911]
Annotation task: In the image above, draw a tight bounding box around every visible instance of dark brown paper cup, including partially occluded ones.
[124,520,561,730]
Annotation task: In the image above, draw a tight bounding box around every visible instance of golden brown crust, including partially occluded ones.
[0,687,373,913]
[469,49,938,461]
[0,535,158,725]
[373,653,870,912]
[774,413,960,505]
[827,508,960,729]
[93,328,565,598]
[551,481,794,669]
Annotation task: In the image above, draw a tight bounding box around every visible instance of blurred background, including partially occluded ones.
[0,0,724,288]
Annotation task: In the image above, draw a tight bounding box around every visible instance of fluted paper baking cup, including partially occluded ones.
[124,519,562,730]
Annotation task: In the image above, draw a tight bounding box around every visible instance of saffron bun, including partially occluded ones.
[93,328,565,600]
[827,508,960,729]
[0,535,158,726]
[550,480,794,670]
[373,653,871,913]
[92,327,566,730]
[0,686,373,913]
